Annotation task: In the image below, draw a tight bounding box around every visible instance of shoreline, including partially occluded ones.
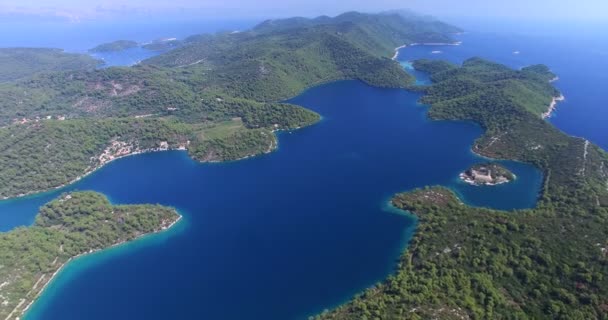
[392,45,407,60]
[2,123,300,202]
[542,94,565,119]
[0,147,187,201]
[409,41,462,46]
[17,213,183,319]
[1,124,300,202]
[391,41,462,61]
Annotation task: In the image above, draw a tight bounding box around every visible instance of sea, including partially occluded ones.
[0,16,605,320]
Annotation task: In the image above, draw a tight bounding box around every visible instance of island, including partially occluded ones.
[89,40,139,53]
[460,163,515,186]
[315,58,608,319]
[0,191,181,320]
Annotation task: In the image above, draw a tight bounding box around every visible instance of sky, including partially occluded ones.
[1,0,607,22]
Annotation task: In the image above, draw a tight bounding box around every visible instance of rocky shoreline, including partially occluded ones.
[542,94,565,119]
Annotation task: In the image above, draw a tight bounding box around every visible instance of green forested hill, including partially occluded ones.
[0,110,315,198]
[0,12,460,124]
[0,11,457,198]
[0,48,99,82]
[317,59,608,320]
[144,11,460,100]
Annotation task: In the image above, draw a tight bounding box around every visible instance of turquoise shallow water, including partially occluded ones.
[3,78,542,320]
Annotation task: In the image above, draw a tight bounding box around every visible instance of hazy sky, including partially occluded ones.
[1,0,607,22]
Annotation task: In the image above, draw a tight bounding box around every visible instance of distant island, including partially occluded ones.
[460,163,515,186]
[89,40,139,53]
[0,192,180,319]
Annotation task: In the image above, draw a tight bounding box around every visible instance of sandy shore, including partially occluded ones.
[542,94,565,119]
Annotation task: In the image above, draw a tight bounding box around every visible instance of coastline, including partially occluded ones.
[17,213,183,320]
[409,41,462,46]
[542,94,565,119]
[392,45,407,60]
[392,41,462,61]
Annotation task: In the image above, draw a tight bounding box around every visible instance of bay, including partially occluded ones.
[14,79,541,319]
[0,17,573,320]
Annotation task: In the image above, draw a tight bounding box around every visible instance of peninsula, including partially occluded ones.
[460,163,515,186]
[0,192,181,320]
[89,40,139,53]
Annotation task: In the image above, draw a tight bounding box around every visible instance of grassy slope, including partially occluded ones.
[0,192,180,320]
[317,59,608,319]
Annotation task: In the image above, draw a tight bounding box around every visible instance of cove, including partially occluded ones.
[91,47,167,68]
[0,80,542,320]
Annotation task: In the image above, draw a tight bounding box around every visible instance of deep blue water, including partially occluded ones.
[2,17,605,320]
